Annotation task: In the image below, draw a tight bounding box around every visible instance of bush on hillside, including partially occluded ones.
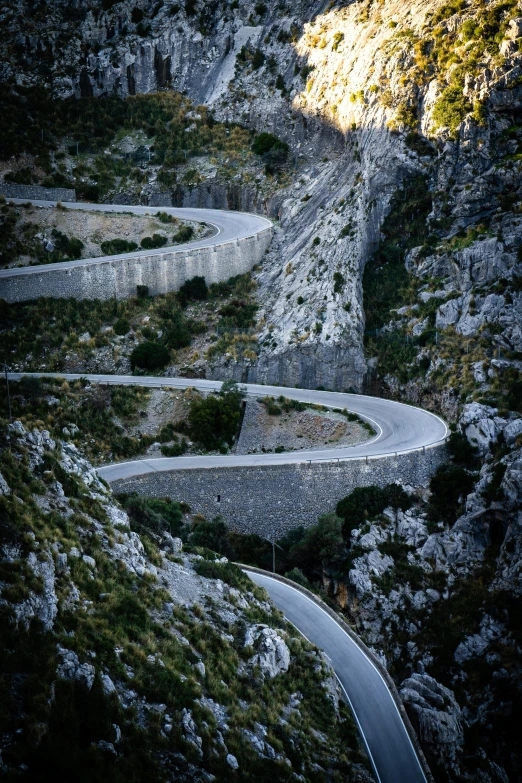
[284,567,312,589]
[287,514,346,578]
[337,484,412,539]
[218,299,258,329]
[130,341,170,370]
[188,381,244,449]
[100,238,138,255]
[252,132,286,156]
[113,317,130,336]
[427,464,477,527]
[118,493,184,537]
[140,234,168,250]
[189,516,229,552]
[178,275,208,305]
[447,431,480,469]
[172,225,194,243]
[161,305,193,350]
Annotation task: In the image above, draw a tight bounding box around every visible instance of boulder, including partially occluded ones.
[244,624,290,678]
[162,533,183,553]
[504,418,522,445]
[226,754,239,770]
[0,472,11,496]
[56,646,96,690]
[181,708,203,756]
[460,403,506,453]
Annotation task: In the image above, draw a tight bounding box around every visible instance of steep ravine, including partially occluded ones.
[1,0,522,780]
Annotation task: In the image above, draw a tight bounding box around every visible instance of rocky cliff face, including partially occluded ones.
[3,0,522,390]
[2,1,522,778]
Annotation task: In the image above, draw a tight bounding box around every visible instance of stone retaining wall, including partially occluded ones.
[0,183,77,201]
[110,446,446,537]
[0,227,273,303]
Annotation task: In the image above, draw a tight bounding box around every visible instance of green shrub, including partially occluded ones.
[172,225,194,243]
[427,464,477,526]
[337,484,412,539]
[218,299,257,329]
[177,275,208,304]
[332,32,344,51]
[4,166,37,185]
[284,567,312,588]
[261,396,282,415]
[333,271,345,294]
[189,516,229,551]
[45,229,84,262]
[481,462,506,506]
[188,381,244,449]
[431,84,472,135]
[161,305,193,350]
[100,238,138,255]
[447,431,480,469]
[251,49,265,70]
[404,132,435,156]
[118,493,185,537]
[156,211,175,223]
[130,341,170,370]
[363,176,432,332]
[507,375,522,413]
[140,234,168,250]
[252,132,288,156]
[160,440,188,457]
[113,317,130,336]
[416,329,437,347]
[287,514,346,578]
[193,558,251,590]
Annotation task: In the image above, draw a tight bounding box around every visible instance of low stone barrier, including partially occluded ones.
[110,445,446,538]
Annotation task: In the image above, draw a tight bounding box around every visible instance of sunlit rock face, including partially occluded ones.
[3,0,522,389]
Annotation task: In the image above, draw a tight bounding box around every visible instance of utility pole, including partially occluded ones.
[272,539,275,573]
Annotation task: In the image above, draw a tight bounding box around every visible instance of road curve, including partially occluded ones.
[0,199,272,278]
[246,569,429,783]
[7,373,448,480]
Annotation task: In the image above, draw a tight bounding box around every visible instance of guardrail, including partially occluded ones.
[302,437,448,465]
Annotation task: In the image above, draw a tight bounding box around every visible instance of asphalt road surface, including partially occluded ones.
[247,570,428,783]
[0,199,272,278]
[7,373,447,480]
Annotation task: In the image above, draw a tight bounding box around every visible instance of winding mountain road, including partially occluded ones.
[6,195,444,783]
[245,569,429,783]
[0,199,272,279]
[7,373,448,480]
